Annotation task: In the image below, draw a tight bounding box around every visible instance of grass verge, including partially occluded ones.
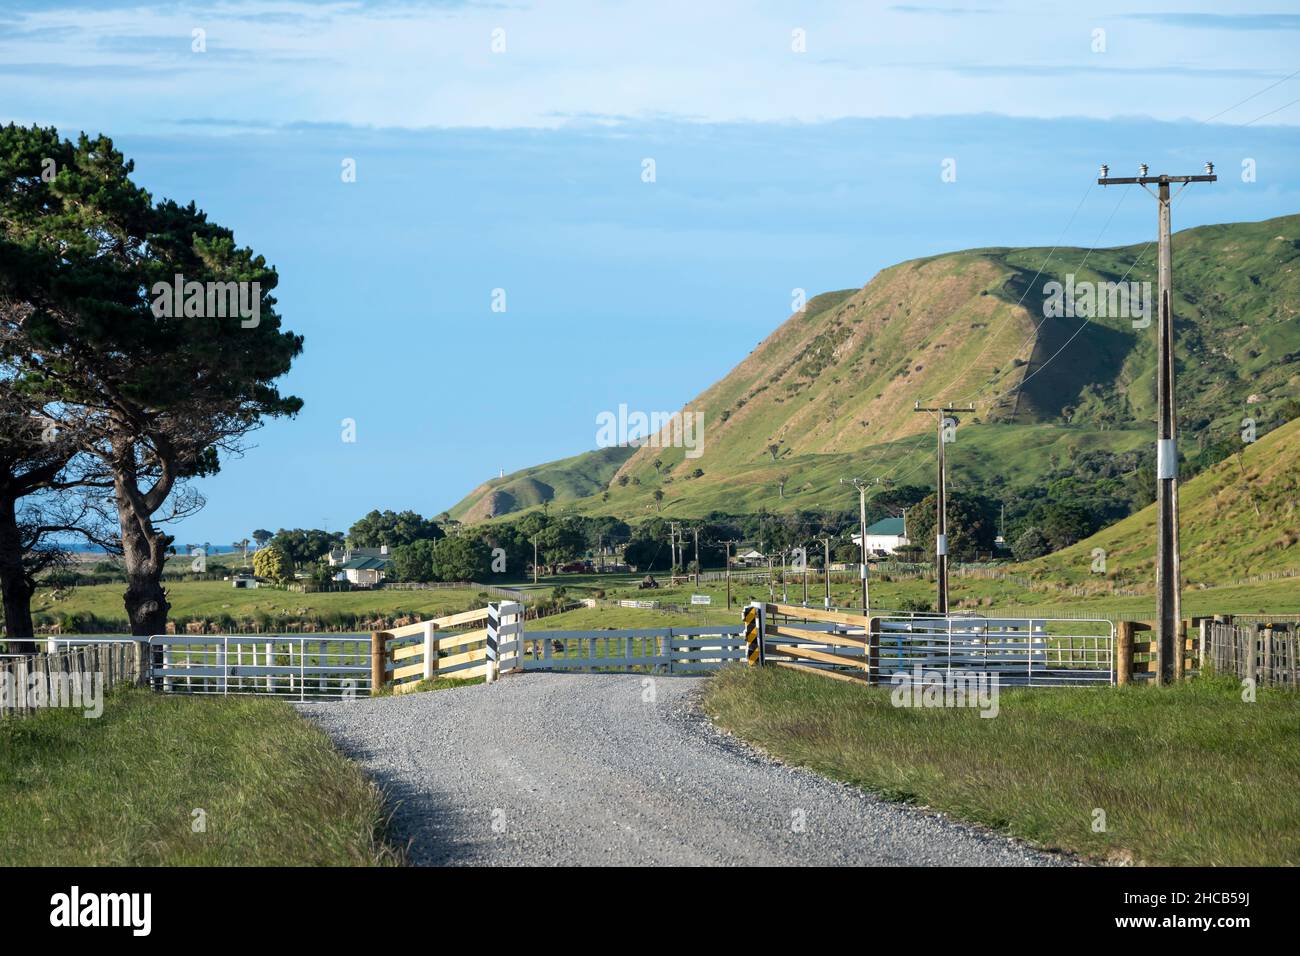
[0,688,402,866]
[378,674,486,696]
[704,666,1300,866]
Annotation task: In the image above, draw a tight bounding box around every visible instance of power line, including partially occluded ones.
[941,181,1097,406]
[986,183,1195,407]
[1201,67,1300,123]
[1241,93,1300,127]
[962,186,1130,407]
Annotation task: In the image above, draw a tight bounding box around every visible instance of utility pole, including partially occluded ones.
[821,537,832,608]
[767,554,774,601]
[531,534,539,585]
[913,401,975,615]
[781,550,789,602]
[725,540,734,610]
[668,522,678,578]
[840,477,884,613]
[802,546,809,605]
[1099,161,1215,682]
[692,527,700,587]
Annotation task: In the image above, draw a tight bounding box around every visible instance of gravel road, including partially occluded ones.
[302,672,1070,866]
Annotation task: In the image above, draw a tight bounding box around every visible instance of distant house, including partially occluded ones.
[329,545,393,586]
[735,548,766,567]
[851,517,910,557]
[328,545,390,567]
[230,575,260,589]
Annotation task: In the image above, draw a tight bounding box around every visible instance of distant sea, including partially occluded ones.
[68,544,245,555]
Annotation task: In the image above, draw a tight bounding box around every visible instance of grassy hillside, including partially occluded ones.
[451,445,633,521]
[1020,416,1300,587]
[450,213,1300,522]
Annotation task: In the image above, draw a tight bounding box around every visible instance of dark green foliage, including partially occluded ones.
[346,510,444,549]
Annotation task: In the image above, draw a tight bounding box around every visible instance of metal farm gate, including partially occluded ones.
[873,615,1115,687]
[150,634,372,700]
[756,603,1114,687]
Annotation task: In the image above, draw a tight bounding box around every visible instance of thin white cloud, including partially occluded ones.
[1,0,1298,132]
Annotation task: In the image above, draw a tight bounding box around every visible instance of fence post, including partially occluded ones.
[370,631,387,694]
[1198,618,1210,673]
[422,620,438,682]
[1258,624,1268,686]
[743,603,765,666]
[867,616,880,686]
[1248,623,1261,688]
[1116,621,1134,686]
[485,603,499,684]
[1290,625,1299,691]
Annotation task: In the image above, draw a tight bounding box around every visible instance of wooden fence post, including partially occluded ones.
[1116,620,1134,686]
[1248,623,1261,688]
[1263,624,1274,687]
[422,621,439,682]
[370,631,387,695]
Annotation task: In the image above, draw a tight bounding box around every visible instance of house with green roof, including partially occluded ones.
[851,515,910,556]
[330,547,393,586]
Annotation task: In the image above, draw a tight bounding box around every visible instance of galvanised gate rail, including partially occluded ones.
[871,616,1114,686]
[150,634,371,699]
[145,604,1116,698]
[756,603,1115,686]
[519,626,745,672]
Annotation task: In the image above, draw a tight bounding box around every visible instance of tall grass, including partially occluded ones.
[705,667,1300,865]
[0,688,402,866]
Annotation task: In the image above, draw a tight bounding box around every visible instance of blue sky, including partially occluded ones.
[2,0,1299,543]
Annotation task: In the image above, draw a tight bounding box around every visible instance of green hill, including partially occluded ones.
[1020,416,1300,588]
[448,213,1300,522]
[451,445,634,522]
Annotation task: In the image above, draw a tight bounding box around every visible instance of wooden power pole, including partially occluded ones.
[725,540,734,610]
[913,401,974,615]
[1098,162,1215,682]
[840,477,881,614]
[821,537,832,608]
[693,527,700,587]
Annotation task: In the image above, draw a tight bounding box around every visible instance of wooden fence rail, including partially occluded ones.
[1,641,146,718]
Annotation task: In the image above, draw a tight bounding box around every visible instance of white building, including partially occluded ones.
[851,516,910,556]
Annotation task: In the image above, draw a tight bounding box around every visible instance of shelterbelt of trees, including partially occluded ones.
[244,410,1300,587]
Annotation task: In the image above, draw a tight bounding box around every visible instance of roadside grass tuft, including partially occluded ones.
[0,688,403,866]
[377,674,486,697]
[704,666,1300,866]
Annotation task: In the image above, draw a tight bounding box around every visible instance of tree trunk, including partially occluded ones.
[0,494,38,654]
[115,478,171,637]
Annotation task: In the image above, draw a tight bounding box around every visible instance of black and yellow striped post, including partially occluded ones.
[743,602,766,666]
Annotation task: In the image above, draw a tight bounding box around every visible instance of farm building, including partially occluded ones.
[851,516,909,556]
